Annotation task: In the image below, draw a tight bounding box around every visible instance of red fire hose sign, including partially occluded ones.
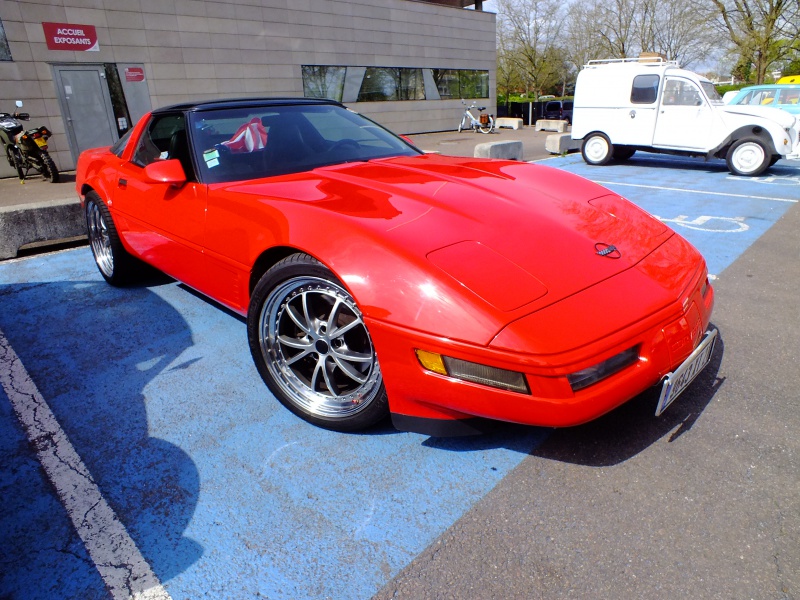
[42,22,99,51]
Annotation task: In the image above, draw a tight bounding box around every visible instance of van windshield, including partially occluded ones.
[700,81,723,104]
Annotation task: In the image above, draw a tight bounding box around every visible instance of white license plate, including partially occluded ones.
[656,329,718,416]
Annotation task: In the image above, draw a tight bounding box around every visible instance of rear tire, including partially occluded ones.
[581,133,614,165]
[85,191,139,286]
[479,120,493,134]
[40,152,59,183]
[612,146,636,161]
[726,137,770,176]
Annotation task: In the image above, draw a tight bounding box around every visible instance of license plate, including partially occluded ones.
[656,329,718,416]
[34,137,47,148]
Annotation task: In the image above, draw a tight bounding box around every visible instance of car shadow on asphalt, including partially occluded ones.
[529,325,725,467]
[0,278,204,589]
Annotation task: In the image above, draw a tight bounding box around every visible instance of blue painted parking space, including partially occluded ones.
[0,250,544,600]
[543,153,800,277]
[2,153,799,599]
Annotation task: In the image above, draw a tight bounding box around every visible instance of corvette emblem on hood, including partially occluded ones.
[595,242,621,259]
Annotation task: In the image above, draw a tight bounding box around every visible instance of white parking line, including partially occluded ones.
[0,328,171,600]
[593,180,799,203]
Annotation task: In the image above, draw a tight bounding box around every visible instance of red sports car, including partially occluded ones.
[76,98,716,436]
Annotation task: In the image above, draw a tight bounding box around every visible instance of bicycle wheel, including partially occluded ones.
[479,121,493,134]
[458,118,464,133]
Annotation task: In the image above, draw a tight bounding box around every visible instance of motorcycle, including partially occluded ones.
[0,100,60,183]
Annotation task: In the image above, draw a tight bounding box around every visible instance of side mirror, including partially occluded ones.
[143,159,187,187]
[15,100,23,108]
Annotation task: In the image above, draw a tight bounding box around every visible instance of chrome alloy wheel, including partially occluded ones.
[86,199,114,278]
[258,276,382,419]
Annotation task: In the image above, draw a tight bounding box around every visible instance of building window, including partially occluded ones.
[302,66,490,102]
[459,70,489,99]
[358,67,425,102]
[433,69,489,99]
[301,66,346,102]
[0,19,12,61]
[433,69,460,99]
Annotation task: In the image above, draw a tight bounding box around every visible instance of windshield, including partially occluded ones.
[189,103,421,184]
[700,81,723,104]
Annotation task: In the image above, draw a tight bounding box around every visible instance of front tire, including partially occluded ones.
[7,146,24,180]
[581,133,614,165]
[248,253,388,431]
[85,191,139,286]
[726,137,770,176]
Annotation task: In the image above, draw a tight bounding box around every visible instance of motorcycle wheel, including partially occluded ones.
[40,152,60,183]
[6,146,24,180]
[479,121,493,134]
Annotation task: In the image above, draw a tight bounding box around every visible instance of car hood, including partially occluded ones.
[224,155,672,321]
[720,103,797,128]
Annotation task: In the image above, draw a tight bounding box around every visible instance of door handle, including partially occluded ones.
[118,178,127,187]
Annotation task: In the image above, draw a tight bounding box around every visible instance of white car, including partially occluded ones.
[571,58,800,176]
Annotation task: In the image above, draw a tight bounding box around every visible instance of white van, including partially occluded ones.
[571,58,800,176]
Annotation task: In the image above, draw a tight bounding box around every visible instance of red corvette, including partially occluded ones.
[76,98,716,435]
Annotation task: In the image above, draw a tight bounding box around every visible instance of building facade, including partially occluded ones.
[0,0,496,176]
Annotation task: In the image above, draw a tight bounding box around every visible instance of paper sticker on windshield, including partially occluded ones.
[203,149,220,168]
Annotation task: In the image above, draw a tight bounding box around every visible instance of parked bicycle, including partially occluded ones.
[0,100,59,182]
[457,100,494,134]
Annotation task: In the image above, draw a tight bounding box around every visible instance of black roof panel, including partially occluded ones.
[152,97,342,115]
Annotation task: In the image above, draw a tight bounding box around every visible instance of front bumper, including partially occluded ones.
[370,252,714,434]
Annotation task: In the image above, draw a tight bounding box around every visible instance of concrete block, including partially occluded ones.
[534,119,569,133]
[474,140,523,161]
[546,133,581,154]
[495,117,523,130]
[0,198,86,260]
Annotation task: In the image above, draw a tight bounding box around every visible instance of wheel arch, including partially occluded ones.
[249,245,323,296]
[713,125,778,158]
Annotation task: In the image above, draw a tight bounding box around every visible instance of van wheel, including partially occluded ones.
[581,133,614,165]
[726,138,770,176]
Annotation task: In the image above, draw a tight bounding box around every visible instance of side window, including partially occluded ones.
[662,78,703,106]
[734,90,755,105]
[631,74,659,104]
[779,88,800,105]
[132,114,187,168]
[110,128,133,157]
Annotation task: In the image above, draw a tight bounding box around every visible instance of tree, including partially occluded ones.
[497,0,566,98]
[708,0,800,83]
[640,0,723,68]
[496,19,525,104]
[563,1,612,71]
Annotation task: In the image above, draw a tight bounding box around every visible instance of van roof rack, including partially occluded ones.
[585,57,680,68]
